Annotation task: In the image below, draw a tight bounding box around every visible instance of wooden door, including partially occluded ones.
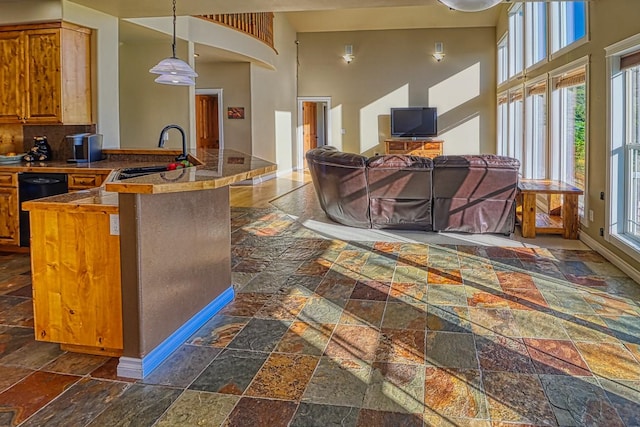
[196,95,220,150]
[25,29,62,123]
[303,101,318,167]
[0,31,24,123]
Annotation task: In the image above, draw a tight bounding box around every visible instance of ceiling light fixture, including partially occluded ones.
[149,0,198,86]
[439,0,502,12]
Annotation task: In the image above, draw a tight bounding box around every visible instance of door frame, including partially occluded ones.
[297,96,332,170]
[195,88,224,150]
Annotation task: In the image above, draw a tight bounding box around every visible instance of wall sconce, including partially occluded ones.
[433,42,445,62]
[342,45,355,64]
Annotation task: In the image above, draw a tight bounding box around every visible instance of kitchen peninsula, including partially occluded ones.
[20,148,276,379]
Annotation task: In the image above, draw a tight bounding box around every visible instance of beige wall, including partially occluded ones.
[195,62,252,154]
[250,13,298,169]
[0,0,61,25]
[297,27,497,156]
[497,0,640,271]
[118,37,190,149]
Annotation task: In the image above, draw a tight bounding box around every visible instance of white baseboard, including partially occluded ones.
[580,233,640,284]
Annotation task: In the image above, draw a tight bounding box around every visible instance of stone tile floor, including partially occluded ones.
[0,204,640,426]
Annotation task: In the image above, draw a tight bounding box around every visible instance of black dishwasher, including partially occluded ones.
[19,173,69,247]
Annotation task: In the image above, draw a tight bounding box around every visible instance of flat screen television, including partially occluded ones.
[390,107,437,138]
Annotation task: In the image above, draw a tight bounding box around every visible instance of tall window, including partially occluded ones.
[498,35,508,85]
[497,93,508,155]
[608,35,640,253]
[508,88,524,168]
[508,5,524,78]
[551,64,587,217]
[525,80,547,179]
[525,2,547,68]
[551,1,587,54]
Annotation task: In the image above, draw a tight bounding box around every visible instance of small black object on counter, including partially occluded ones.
[23,136,52,162]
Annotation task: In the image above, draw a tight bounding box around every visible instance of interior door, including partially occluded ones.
[196,95,219,150]
[303,101,318,167]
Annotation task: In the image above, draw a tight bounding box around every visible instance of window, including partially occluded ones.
[508,88,524,168]
[608,34,640,255]
[498,35,508,85]
[508,5,523,78]
[551,1,587,54]
[525,2,547,68]
[525,79,547,179]
[497,93,508,155]
[551,63,587,218]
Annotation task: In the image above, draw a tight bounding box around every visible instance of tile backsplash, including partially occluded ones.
[0,125,24,154]
[23,124,96,161]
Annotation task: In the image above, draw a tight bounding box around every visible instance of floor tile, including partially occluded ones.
[324,324,379,362]
[226,318,290,352]
[225,397,297,427]
[428,267,463,285]
[187,315,249,348]
[85,384,181,427]
[275,321,334,355]
[255,294,308,320]
[465,287,510,309]
[356,409,423,427]
[19,378,129,427]
[599,378,640,427]
[189,349,268,394]
[339,300,386,327]
[302,357,371,407]
[381,302,427,331]
[524,338,591,376]
[246,353,319,400]
[375,328,425,364]
[0,340,64,369]
[540,375,624,426]
[468,307,521,337]
[389,282,428,306]
[575,342,640,380]
[89,358,136,383]
[363,362,425,414]
[350,280,390,301]
[482,371,557,426]
[511,310,571,339]
[423,367,488,420]
[0,371,79,426]
[142,345,220,388]
[0,298,32,327]
[41,352,110,376]
[426,304,472,333]
[558,314,619,343]
[0,365,32,393]
[156,391,238,426]
[315,277,357,301]
[298,297,344,323]
[475,335,535,373]
[290,402,360,427]
[426,331,478,369]
[218,293,272,317]
[428,285,468,306]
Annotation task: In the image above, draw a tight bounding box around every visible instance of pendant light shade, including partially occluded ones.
[439,0,502,12]
[150,0,197,86]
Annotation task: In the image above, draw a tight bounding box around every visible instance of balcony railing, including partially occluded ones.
[196,13,275,52]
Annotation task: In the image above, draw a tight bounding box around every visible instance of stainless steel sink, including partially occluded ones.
[117,165,168,179]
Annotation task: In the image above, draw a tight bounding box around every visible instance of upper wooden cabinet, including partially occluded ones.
[0,22,92,125]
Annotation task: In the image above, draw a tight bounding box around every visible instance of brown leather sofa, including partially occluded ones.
[432,155,521,235]
[305,146,520,234]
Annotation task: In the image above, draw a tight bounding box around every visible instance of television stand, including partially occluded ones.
[385,138,443,158]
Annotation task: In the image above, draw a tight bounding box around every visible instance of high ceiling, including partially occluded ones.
[67,0,505,32]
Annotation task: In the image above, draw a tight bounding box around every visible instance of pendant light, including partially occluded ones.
[439,0,502,12]
[149,0,198,85]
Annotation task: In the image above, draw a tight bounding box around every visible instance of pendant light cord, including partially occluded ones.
[171,0,177,58]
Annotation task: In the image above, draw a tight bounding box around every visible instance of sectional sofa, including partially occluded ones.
[305,146,520,235]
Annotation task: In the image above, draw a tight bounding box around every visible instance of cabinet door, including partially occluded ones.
[0,31,24,123]
[0,187,19,245]
[24,29,62,123]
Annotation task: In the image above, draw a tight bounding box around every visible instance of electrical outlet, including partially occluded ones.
[599,227,604,237]
[341,128,346,135]
[110,214,120,235]
[589,209,594,222]
[600,191,605,200]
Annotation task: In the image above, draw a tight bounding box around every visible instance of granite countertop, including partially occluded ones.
[21,148,276,211]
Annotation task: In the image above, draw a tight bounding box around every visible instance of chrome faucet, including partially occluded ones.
[158,124,188,161]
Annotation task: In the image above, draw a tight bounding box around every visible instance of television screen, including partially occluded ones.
[390,107,437,137]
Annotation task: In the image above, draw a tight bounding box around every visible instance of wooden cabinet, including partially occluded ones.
[68,172,108,191]
[29,206,123,355]
[385,139,444,158]
[0,22,92,124]
[0,172,19,245]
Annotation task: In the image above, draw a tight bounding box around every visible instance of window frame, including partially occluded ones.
[549,56,589,225]
[497,91,509,156]
[605,33,640,262]
[524,74,549,179]
[498,33,509,86]
[508,3,524,80]
[549,0,589,60]
[525,1,548,70]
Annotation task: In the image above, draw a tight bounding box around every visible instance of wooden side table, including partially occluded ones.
[517,179,584,239]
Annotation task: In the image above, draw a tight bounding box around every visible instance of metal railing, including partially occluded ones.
[196,13,275,51]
